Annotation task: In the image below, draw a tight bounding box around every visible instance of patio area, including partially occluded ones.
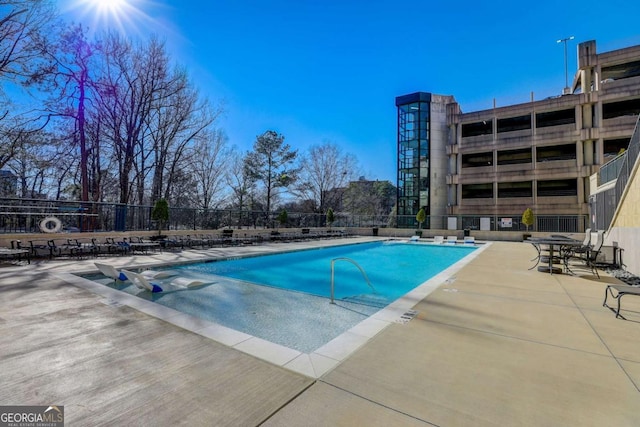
[0,239,639,425]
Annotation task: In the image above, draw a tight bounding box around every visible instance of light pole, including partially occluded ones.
[557,36,574,94]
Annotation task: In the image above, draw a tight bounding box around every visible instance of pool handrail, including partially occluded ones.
[330,257,376,304]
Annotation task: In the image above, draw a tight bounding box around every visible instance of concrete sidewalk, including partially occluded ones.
[1,240,639,426]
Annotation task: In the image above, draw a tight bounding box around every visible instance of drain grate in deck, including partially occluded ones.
[396,309,418,324]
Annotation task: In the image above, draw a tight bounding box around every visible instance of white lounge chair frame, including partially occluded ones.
[121,269,164,293]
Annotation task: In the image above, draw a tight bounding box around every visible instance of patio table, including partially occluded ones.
[527,237,584,275]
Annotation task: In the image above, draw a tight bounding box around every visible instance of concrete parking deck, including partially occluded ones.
[1,240,639,426]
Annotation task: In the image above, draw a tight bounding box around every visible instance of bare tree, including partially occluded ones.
[28,24,96,202]
[95,33,168,204]
[294,141,359,213]
[227,148,256,227]
[343,178,396,220]
[5,127,66,198]
[0,0,56,82]
[0,117,28,169]
[94,33,221,206]
[0,0,57,168]
[148,69,224,204]
[244,130,300,223]
[190,128,230,209]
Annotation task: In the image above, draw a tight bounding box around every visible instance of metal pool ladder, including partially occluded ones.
[330,257,376,304]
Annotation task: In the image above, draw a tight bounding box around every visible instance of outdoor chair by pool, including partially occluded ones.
[446,236,457,245]
[121,269,164,293]
[95,262,176,282]
[29,240,52,259]
[169,277,210,288]
[564,230,604,278]
[433,236,444,244]
[48,239,84,259]
[603,284,640,318]
[566,228,592,259]
[122,269,209,292]
[140,269,178,279]
[95,262,128,282]
[105,237,131,255]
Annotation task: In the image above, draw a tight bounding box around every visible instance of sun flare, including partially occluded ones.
[63,0,159,36]
[91,0,129,15]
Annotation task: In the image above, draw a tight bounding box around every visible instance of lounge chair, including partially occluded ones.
[139,269,178,279]
[603,284,640,318]
[170,277,210,288]
[433,236,444,244]
[446,236,457,245]
[463,236,475,245]
[121,269,164,293]
[96,262,176,282]
[409,235,420,242]
[95,262,128,282]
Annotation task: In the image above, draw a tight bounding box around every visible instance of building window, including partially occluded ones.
[497,148,532,165]
[602,98,640,119]
[498,181,532,198]
[461,120,492,137]
[603,138,630,158]
[461,183,493,199]
[461,152,493,168]
[601,60,640,81]
[535,109,575,128]
[537,179,578,197]
[536,143,576,162]
[497,115,531,133]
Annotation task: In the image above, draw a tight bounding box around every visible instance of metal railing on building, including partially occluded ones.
[591,116,640,231]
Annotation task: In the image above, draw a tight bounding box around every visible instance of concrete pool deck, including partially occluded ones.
[1,238,639,425]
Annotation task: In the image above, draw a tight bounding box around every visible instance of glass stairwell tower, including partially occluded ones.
[396,92,453,229]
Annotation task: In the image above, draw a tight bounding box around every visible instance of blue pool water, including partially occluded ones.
[175,241,475,302]
[88,241,477,353]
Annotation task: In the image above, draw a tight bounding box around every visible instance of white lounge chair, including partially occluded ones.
[140,269,177,279]
[409,235,420,242]
[446,236,458,245]
[463,236,475,245]
[95,262,128,282]
[433,236,444,244]
[95,262,175,281]
[121,270,164,293]
[170,277,209,288]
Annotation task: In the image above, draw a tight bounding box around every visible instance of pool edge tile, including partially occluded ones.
[233,336,302,367]
[285,352,340,378]
[314,330,371,361]
[196,323,253,346]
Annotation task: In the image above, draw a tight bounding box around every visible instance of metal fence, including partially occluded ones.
[0,197,587,234]
[598,152,627,185]
[397,215,586,233]
[591,116,640,232]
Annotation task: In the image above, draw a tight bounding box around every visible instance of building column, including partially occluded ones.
[583,139,594,166]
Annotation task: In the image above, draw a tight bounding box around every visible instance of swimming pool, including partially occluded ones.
[86,241,478,354]
[174,241,475,302]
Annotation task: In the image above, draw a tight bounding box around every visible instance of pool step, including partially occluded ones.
[342,294,389,308]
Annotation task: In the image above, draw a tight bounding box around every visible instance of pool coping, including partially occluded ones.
[54,241,491,379]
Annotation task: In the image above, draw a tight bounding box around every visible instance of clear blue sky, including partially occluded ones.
[60,0,640,182]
